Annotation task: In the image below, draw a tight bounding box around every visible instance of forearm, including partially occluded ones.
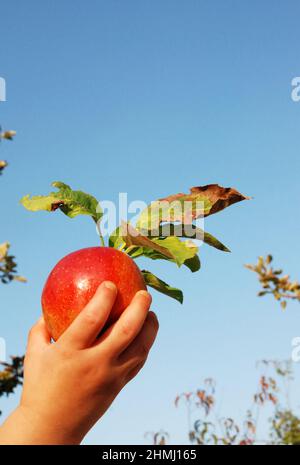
[0,405,82,445]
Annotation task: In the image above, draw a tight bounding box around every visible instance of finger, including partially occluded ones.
[125,359,146,384]
[120,311,159,369]
[59,281,117,350]
[95,290,152,357]
[27,317,51,352]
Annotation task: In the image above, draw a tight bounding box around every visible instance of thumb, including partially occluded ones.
[27,316,51,352]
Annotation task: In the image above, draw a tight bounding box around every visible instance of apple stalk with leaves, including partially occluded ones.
[21,182,249,340]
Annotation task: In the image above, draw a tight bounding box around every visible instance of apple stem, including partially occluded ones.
[119,243,126,252]
[94,218,105,247]
[124,245,135,255]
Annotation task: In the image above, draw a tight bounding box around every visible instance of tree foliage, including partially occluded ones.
[151,360,299,445]
[147,256,300,446]
[270,410,300,445]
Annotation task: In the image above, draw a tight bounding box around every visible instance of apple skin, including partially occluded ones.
[41,247,147,341]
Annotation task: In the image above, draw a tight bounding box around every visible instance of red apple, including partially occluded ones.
[41,247,147,340]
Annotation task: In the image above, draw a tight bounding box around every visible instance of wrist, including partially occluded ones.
[0,404,84,445]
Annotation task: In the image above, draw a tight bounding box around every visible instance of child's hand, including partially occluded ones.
[0,282,158,444]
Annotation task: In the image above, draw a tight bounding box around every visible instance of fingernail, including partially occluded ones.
[103,281,117,291]
[137,290,151,299]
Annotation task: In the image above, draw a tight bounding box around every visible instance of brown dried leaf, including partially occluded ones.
[121,223,174,260]
[161,184,250,218]
[137,184,250,230]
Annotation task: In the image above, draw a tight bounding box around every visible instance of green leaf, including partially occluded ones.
[109,226,126,249]
[150,236,199,267]
[183,254,201,272]
[143,224,230,253]
[141,246,200,272]
[142,270,183,303]
[137,198,212,231]
[20,181,102,223]
[21,194,60,212]
[121,223,176,261]
[202,230,230,252]
[121,223,199,270]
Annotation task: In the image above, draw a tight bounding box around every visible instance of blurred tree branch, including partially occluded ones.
[0,357,24,415]
[0,242,26,284]
[0,128,16,175]
[0,127,25,411]
[245,255,300,309]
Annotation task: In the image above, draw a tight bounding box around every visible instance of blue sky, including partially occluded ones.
[1,0,300,444]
